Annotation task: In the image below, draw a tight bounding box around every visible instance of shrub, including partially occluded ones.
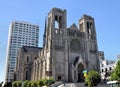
[110,60,120,81]
[85,70,101,87]
[27,81,32,87]
[37,80,44,87]
[22,80,29,87]
[31,81,37,87]
[47,77,55,85]
[37,77,55,87]
[42,78,47,86]
[12,81,17,87]
[17,81,22,87]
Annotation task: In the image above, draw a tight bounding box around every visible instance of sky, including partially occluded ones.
[0,0,120,82]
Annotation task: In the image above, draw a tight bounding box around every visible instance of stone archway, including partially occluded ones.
[77,63,84,82]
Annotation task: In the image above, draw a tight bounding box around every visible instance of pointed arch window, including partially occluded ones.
[26,70,29,80]
[55,16,59,29]
[27,56,29,62]
[55,21,59,29]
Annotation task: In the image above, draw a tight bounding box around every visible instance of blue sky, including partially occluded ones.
[0,0,120,82]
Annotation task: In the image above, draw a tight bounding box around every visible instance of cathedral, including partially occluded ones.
[15,8,100,82]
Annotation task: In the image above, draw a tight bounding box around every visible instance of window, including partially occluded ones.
[26,71,29,80]
[55,16,59,29]
[69,31,75,36]
[110,67,112,71]
[105,68,107,72]
[58,76,61,81]
[101,64,104,67]
[55,29,58,34]
[27,56,29,62]
[102,69,104,72]
[74,70,76,79]
[55,21,59,29]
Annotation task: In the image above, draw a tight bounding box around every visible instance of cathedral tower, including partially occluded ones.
[79,14,99,71]
[30,8,100,82]
[45,8,68,81]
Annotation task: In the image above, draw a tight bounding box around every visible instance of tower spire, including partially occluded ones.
[43,17,47,47]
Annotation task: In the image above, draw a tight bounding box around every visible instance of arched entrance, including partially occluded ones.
[77,63,84,82]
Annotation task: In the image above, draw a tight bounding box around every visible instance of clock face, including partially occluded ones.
[70,39,81,51]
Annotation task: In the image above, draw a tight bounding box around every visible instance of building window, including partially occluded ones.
[55,21,59,29]
[69,31,75,36]
[26,71,29,80]
[102,69,104,72]
[55,29,58,34]
[27,56,29,62]
[109,67,112,71]
[55,16,59,29]
[105,68,107,72]
[74,70,76,79]
[58,76,61,81]
[101,64,103,67]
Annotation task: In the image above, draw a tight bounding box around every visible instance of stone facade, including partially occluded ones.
[31,8,99,82]
[15,46,42,81]
[15,8,100,82]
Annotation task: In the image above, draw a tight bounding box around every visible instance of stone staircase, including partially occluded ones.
[58,83,85,87]
[50,82,108,87]
[57,83,108,87]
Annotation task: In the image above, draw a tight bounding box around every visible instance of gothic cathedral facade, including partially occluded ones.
[16,8,100,82]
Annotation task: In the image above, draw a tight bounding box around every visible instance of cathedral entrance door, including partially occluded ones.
[77,63,84,82]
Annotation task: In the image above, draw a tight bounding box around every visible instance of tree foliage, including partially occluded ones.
[22,80,29,87]
[17,81,22,87]
[110,60,120,81]
[12,77,55,87]
[12,81,22,87]
[12,81,17,87]
[85,70,101,87]
[37,80,44,87]
[31,81,37,87]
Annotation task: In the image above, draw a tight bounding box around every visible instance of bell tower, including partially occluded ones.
[79,14,97,40]
[45,8,67,49]
[79,14,99,71]
[45,8,68,81]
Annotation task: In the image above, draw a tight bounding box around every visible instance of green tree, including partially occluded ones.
[47,77,55,86]
[110,60,120,81]
[37,77,55,87]
[37,80,44,87]
[22,80,29,87]
[27,81,32,87]
[85,70,101,87]
[17,81,22,87]
[12,81,17,87]
[31,81,37,87]
[42,78,47,86]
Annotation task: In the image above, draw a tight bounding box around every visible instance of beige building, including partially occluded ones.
[15,46,42,81]
[15,8,100,82]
